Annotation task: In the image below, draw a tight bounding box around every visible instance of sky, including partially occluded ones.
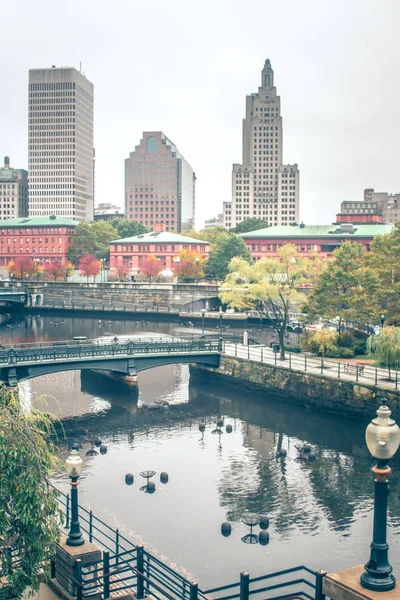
[2,0,400,229]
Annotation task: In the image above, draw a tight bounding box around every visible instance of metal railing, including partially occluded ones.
[50,484,325,600]
[0,336,222,367]
[42,298,180,313]
[223,342,400,391]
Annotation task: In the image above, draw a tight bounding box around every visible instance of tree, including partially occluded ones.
[115,263,130,281]
[65,261,74,279]
[44,260,67,281]
[91,221,118,261]
[367,327,400,379]
[233,218,269,233]
[8,257,36,280]
[307,241,381,331]
[141,255,163,280]
[109,218,149,240]
[0,385,60,598]
[180,227,229,244]
[219,244,308,359]
[79,254,100,282]
[304,329,339,360]
[205,233,252,280]
[172,249,205,281]
[68,223,96,265]
[367,224,400,321]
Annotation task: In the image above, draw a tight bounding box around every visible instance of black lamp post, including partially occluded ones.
[201,309,206,337]
[218,308,223,341]
[381,314,385,328]
[360,399,400,592]
[65,445,85,547]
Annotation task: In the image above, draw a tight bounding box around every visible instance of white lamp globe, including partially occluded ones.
[65,447,83,478]
[365,401,400,461]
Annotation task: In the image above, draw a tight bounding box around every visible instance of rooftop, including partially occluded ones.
[110,231,209,245]
[240,223,395,239]
[0,216,79,227]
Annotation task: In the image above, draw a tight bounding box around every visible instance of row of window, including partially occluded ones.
[112,244,206,252]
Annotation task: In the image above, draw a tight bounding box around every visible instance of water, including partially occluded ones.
[2,313,400,589]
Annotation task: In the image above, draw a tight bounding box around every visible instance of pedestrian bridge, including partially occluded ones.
[0,290,28,305]
[0,336,222,387]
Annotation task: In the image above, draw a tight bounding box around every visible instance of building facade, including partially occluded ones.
[0,157,28,220]
[0,216,78,269]
[223,59,299,230]
[110,230,209,273]
[204,214,224,229]
[337,189,400,225]
[241,223,394,261]
[125,132,196,233]
[94,203,124,221]
[28,66,94,222]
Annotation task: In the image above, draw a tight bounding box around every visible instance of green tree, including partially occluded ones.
[68,223,96,265]
[205,233,252,280]
[0,385,60,598]
[110,218,149,239]
[367,224,400,321]
[219,244,308,359]
[367,327,400,379]
[307,241,380,331]
[233,218,268,233]
[91,221,118,260]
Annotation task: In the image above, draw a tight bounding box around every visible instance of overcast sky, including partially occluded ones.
[2,0,400,228]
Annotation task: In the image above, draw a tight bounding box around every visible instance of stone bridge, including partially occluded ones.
[0,336,221,386]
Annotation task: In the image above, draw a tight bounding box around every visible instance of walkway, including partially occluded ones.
[222,342,400,392]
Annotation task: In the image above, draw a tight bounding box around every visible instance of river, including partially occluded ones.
[2,313,400,589]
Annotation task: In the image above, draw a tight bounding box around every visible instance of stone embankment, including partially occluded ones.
[190,344,400,417]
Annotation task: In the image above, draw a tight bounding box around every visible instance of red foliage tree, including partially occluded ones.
[116,263,130,281]
[78,254,101,282]
[8,257,36,280]
[172,250,204,280]
[44,260,67,281]
[141,255,163,280]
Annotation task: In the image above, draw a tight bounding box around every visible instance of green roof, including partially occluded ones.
[240,224,395,239]
[110,231,209,245]
[0,216,79,227]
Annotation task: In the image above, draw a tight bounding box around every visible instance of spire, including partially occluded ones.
[261,59,274,88]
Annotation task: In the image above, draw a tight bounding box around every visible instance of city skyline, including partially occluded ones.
[1,0,400,229]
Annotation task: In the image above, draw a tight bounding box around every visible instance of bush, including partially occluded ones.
[338,331,354,348]
[339,347,355,358]
[284,345,302,353]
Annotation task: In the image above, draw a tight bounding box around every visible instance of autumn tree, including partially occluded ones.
[172,249,205,281]
[205,233,252,280]
[220,244,308,359]
[115,263,130,281]
[0,385,60,598]
[307,241,380,331]
[79,254,100,282]
[44,260,68,281]
[7,257,36,280]
[141,255,163,280]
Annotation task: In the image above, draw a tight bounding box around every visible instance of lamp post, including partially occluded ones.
[218,307,223,341]
[201,308,206,337]
[65,445,85,546]
[381,314,385,328]
[360,399,400,592]
[174,256,181,285]
[195,257,199,284]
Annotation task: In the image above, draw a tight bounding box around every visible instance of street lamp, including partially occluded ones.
[218,307,223,341]
[360,399,400,592]
[195,257,200,283]
[201,308,206,337]
[65,445,85,547]
[381,314,385,328]
[174,256,181,285]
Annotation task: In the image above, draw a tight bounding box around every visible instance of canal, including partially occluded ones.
[2,313,400,589]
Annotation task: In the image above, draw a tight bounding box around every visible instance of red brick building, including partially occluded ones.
[0,216,78,270]
[241,223,394,261]
[109,230,209,273]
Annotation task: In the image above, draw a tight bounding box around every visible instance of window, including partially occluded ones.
[147,136,157,153]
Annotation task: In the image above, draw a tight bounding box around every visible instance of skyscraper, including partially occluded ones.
[223,59,299,229]
[28,66,94,221]
[0,156,28,219]
[125,132,196,232]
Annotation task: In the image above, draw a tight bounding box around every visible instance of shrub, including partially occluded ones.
[339,347,355,358]
[284,345,302,353]
[338,331,355,348]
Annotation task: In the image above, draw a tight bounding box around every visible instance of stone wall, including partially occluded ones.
[190,356,400,418]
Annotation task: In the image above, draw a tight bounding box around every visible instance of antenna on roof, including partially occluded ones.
[79,61,82,73]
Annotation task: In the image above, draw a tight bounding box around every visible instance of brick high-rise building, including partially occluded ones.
[28,66,94,222]
[125,132,196,232]
[223,59,300,229]
[0,156,28,219]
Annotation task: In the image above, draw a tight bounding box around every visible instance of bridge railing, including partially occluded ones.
[0,336,222,367]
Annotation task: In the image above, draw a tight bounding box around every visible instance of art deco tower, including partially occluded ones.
[223,59,299,229]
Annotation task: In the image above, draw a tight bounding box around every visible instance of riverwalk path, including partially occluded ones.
[222,342,400,392]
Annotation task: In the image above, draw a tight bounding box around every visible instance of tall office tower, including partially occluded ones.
[28,66,94,221]
[125,132,196,232]
[0,156,28,219]
[223,59,300,229]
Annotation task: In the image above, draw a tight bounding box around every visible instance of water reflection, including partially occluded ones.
[3,315,400,587]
